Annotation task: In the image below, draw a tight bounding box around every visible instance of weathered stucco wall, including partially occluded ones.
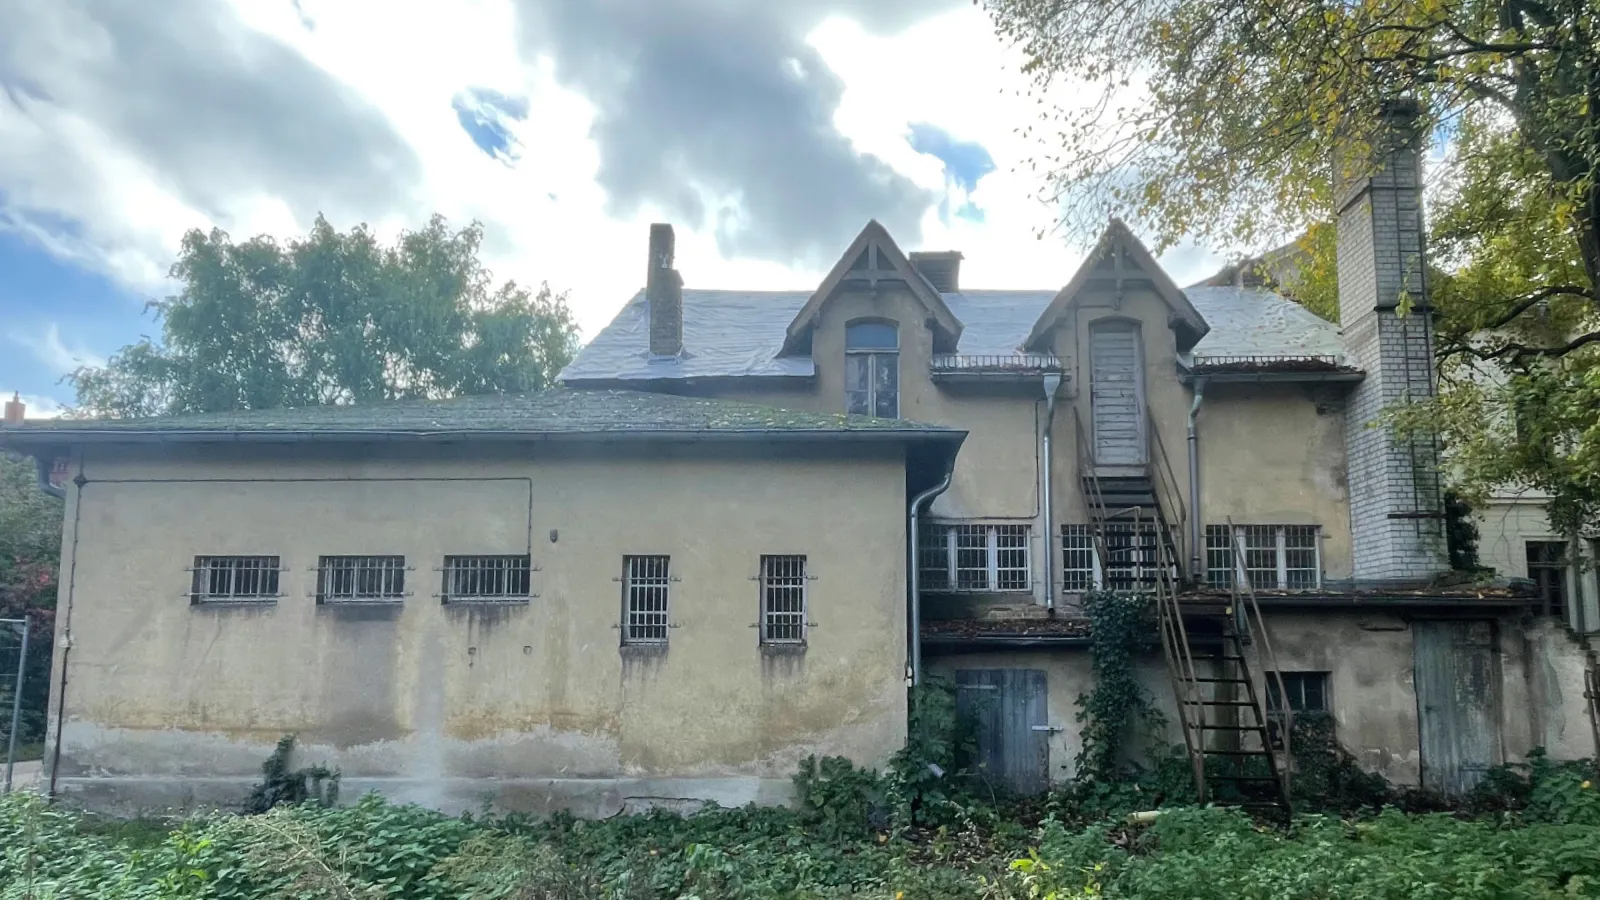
[48,442,909,815]
[1198,385,1353,580]
[926,650,1181,784]
[698,280,1356,607]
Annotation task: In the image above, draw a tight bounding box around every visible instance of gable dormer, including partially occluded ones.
[1022,219,1208,354]
[781,221,963,356]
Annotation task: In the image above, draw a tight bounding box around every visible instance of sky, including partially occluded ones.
[0,0,1225,416]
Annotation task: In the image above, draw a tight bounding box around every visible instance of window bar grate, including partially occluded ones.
[315,555,409,602]
[759,555,808,644]
[189,556,284,603]
[438,555,535,603]
[623,555,671,644]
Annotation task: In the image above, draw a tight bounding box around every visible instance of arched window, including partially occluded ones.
[845,320,898,418]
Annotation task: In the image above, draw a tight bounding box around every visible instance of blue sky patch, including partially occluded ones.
[452,87,530,164]
[907,123,996,194]
[0,224,153,409]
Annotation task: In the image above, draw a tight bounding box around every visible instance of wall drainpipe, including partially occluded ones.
[1187,377,1208,580]
[1041,374,1062,612]
[34,456,65,500]
[908,466,955,686]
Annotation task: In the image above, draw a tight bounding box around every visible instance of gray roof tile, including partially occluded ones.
[0,389,961,445]
[560,285,1347,383]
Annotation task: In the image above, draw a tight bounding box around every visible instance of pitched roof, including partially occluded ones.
[0,389,964,447]
[780,220,962,356]
[1022,219,1208,353]
[560,287,1348,383]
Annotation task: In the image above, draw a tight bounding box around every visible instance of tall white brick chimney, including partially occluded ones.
[1337,100,1448,584]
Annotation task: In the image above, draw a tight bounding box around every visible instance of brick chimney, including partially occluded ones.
[646,223,683,358]
[909,251,962,293]
[3,393,23,425]
[1336,100,1447,583]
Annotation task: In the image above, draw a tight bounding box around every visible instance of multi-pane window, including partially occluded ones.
[1266,671,1330,748]
[1060,523,1168,593]
[440,555,533,603]
[317,555,407,602]
[759,555,807,645]
[845,321,898,418]
[190,555,282,603]
[1205,525,1321,590]
[1526,541,1568,619]
[622,555,672,645]
[919,524,1030,592]
[1061,525,1098,592]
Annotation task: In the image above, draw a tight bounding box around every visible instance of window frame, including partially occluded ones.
[621,555,672,646]
[1205,524,1323,590]
[190,555,284,604]
[316,555,408,603]
[919,523,1032,593]
[759,554,808,646]
[1525,540,1569,620]
[844,320,899,419]
[439,554,534,604]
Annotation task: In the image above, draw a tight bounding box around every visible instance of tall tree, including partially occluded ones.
[983,0,1599,531]
[71,215,581,417]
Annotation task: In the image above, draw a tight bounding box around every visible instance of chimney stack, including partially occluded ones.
[909,251,962,293]
[3,393,23,426]
[1336,99,1446,583]
[646,223,683,358]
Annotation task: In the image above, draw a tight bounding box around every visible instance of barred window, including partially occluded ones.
[759,555,807,645]
[441,555,532,603]
[317,555,406,602]
[918,524,1031,592]
[623,555,671,645]
[1100,521,1160,592]
[191,556,282,603]
[1061,525,1099,592]
[1205,525,1322,590]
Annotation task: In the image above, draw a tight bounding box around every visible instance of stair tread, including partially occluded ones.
[1198,724,1270,732]
[1201,749,1275,756]
[1211,775,1282,783]
[1182,700,1258,706]
[1188,677,1251,684]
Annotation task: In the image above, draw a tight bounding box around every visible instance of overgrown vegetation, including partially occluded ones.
[5,752,1600,899]
[1074,592,1161,784]
[242,735,340,815]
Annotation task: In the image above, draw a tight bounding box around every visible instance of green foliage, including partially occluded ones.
[1288,713,1394,813]
[242,735,339,814]
[8,761,1600,899]
[68,214,580,418]
[890,677,985,824]
[1074,592,1160,783]
[793,755,887,840]
[0,454,60,750]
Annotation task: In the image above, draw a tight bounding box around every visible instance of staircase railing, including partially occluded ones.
[1227,519,1294,803]
[1075,407,1208,797]
[1146,408,1188,580]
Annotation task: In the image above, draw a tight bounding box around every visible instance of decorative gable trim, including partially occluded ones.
[1022,219,1209,353]
[781,220,963,356]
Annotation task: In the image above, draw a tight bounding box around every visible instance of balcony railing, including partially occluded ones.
[930,353,1064,375]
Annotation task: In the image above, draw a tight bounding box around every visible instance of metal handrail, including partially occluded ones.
[1146,408,1187,574]
[1074,405,1207,796]
[1227,518,1294,803]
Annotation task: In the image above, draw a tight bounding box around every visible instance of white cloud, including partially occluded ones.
[9,323,106,375]
[0,0,1223,351]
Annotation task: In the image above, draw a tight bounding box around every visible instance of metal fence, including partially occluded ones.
[1,618,35,792]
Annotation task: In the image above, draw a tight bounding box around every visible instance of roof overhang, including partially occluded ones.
[782,220,963,356]
[0,426,966,450]
[1023,219,1209,353]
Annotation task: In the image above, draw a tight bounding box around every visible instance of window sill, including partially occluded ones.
[190,597,280,609]
[440,596,534,605]
[760,642,807,656]
[317,597,407,605]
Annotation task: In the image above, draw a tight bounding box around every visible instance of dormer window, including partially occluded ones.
[845,320,899,418]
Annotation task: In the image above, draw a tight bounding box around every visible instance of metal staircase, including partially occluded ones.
[1071,408,1292,816]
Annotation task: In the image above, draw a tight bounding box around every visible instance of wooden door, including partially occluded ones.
[1090,322,1146,466]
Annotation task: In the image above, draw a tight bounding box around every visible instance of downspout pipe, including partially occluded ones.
[908,466,955,686]
[1041,374,1063,611]
[35,455,65,500]
[1187,377,1208,580]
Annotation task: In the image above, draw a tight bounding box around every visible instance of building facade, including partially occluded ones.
[4,107,1597,813]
